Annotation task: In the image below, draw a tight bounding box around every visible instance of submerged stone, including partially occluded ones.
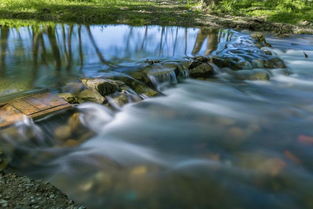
[234,69,270,80]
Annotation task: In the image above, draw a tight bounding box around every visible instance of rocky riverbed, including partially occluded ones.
[0,170,85,209]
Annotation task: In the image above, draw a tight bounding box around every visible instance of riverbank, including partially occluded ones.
[0,170,85,209]
[0,0,312,35]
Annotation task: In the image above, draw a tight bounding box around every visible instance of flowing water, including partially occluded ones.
[0,24,313,209]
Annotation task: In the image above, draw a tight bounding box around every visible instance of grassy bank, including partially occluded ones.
[215,0,313,24]
[0,0,202,26]
[0,0,312,33]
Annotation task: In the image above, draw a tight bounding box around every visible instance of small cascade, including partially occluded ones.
[147,68,179,91]
[77,103,114,133]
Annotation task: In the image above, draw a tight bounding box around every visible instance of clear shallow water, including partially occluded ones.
[1,25,313,209]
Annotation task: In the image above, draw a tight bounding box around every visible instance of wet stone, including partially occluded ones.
[77,89,105,104]
[112,76,160,98]
[188,63,215,79]
[210,57,238,70]
[234,69,270,80]
[264,57,287,69]
[58,93,78,104]
[81,78,124,97]
[251,32,272,48]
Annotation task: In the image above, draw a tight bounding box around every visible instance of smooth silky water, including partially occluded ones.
[0,24,313,209]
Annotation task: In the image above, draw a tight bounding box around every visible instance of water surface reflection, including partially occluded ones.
[0,25,223,97]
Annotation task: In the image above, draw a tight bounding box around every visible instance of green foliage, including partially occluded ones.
[0,0,200,26]
[216,0,313,24]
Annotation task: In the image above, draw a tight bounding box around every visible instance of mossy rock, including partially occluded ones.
[81,78,125,97]
[189,62,215,79]
[77,89,105,104]
[110,76,160,98]
[251,32,272,48]
[58,93,78,104]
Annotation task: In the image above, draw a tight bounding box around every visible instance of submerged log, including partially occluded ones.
[0,92,72,128]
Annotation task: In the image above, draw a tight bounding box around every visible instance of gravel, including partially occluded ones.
[0,171,86,209]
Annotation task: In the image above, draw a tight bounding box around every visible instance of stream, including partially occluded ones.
[0,24,313,209]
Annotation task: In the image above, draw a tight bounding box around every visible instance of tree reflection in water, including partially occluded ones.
[0,24,223,96]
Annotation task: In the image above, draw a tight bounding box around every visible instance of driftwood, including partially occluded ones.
[0,93,72,128]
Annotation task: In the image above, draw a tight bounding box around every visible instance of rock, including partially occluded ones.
[68,113,83,133]
[81,78,124,97]
[58,93,78,104]
[264,57,286,68]
[189,62,215,79]
[128,70,154,88]
[113,76,160,98]
[210,56,247,70]
[144,59,161,65]
[54,126,72,141]
[210,56,231,68]
[77,89,105,104]
[108,93,130,108]
[251,32,271,47]
[114,94,129,107]
[234,69,270,80]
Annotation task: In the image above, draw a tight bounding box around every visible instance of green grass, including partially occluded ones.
[216,0,313,24]
[0,0,312,27]
[0,0,202,26]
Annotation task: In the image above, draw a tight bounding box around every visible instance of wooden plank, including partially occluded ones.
[10,99,39,115]
[0,93,72,128]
